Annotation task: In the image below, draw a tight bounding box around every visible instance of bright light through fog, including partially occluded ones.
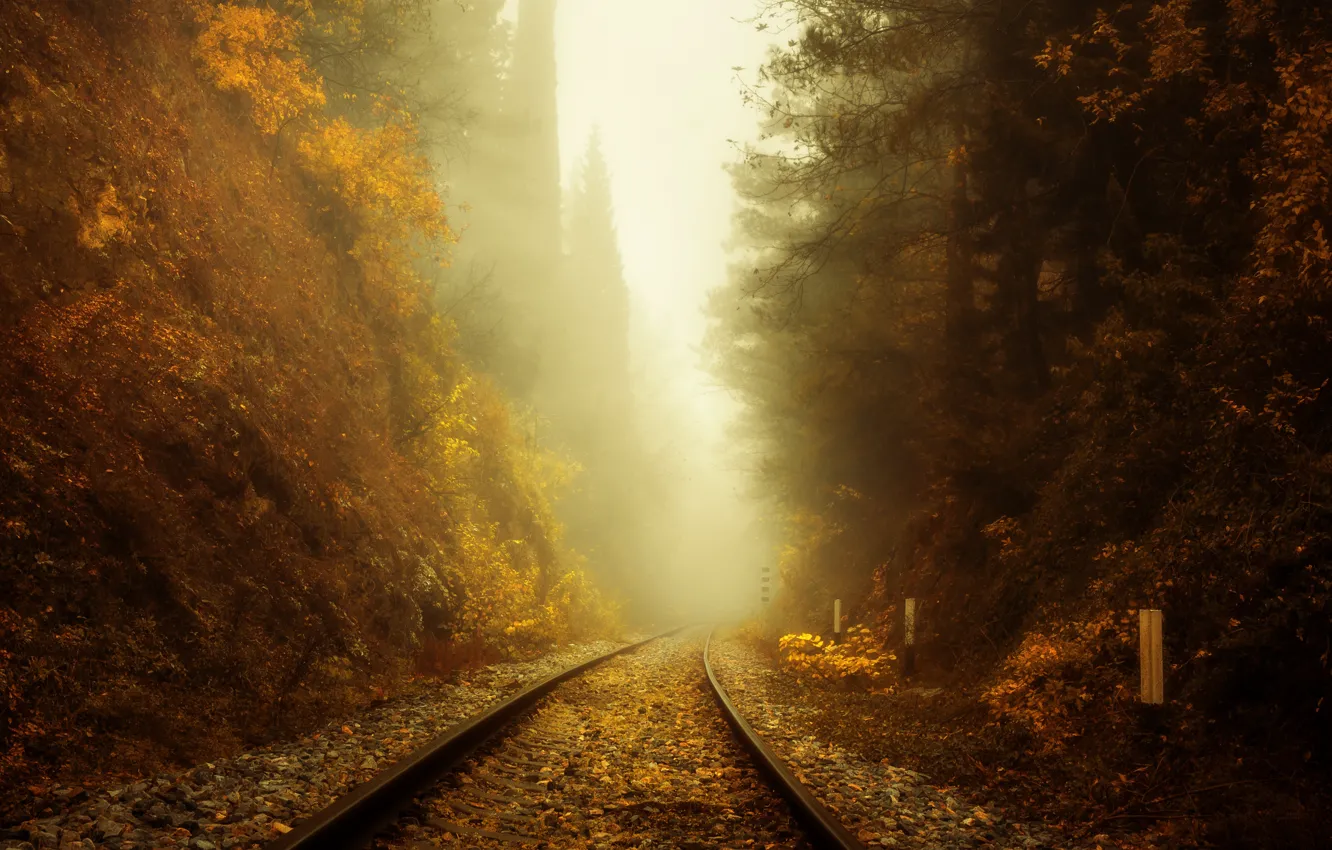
[552,0,781,619]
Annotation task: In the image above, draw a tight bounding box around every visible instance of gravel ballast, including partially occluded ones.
[0,639,631,850]
[709,635,1070,850]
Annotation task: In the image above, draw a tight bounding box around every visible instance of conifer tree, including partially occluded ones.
[546,132,659,606]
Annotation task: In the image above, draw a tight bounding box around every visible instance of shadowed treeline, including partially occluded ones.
[708,0,1332,844]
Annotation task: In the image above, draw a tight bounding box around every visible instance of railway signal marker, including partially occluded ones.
[902,598,917,677]
[904,598,917,646]
[1139,608,1164,704]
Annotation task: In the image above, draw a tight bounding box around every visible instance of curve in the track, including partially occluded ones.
[269,625,866,850]
[268,628,684,850]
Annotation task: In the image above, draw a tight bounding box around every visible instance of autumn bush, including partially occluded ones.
[0,0,614,818]
[777,626,896,690]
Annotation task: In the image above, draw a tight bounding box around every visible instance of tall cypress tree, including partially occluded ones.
[553,131,632,424]
[506,0,563,279]
[546,132,660,606]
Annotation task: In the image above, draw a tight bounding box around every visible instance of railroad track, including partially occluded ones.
[269,627,865,850]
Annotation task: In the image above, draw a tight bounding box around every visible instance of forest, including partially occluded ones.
[709,0,1332,845]
[0,0,1329,847]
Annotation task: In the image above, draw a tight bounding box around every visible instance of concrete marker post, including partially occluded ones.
[833,599,842,637]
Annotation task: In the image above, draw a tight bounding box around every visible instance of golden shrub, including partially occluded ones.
[777,625,895,689]
[193,3,325,135]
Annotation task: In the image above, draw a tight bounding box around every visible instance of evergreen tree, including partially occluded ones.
[546,132,661,608]
[710,1,1332,836]
[424,0,563,396]
[552,130,632,425]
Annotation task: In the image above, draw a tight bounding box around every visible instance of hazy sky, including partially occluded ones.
[553,0,774,393]
[540,0,782,615]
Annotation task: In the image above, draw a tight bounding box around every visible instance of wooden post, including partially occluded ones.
[902,597,917,677]
[833,599,842,635]
[1139,608,1164,704]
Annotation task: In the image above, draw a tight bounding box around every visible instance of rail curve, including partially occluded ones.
[268,629,682,850]
[265,626,866,849]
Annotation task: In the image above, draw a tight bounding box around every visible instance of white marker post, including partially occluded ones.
[903,597,917,677]
[833,599,842,636]
[1139,608,1164,704]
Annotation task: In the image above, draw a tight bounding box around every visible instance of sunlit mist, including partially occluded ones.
[546,0,782,621]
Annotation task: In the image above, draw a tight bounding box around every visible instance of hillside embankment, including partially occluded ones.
[0,0,612,818]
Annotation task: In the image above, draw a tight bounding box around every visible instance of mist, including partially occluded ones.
[408,0,779,625]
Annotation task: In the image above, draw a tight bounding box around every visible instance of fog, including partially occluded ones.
[423,0,782,624]
[554,0,782,623]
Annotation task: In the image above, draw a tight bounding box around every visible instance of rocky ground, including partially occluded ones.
[385,629,811,849]
[708,635,1075,850]
[0,640,632,850]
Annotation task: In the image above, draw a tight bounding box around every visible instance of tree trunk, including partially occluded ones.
[996,198,1049,393]
[945,157,975,361]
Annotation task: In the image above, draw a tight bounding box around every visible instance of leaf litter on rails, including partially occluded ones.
[378,630,813,849]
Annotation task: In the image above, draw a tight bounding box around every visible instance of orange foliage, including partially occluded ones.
[0,0,612,818]
[192,2,325,135]
[982,612,1135,752]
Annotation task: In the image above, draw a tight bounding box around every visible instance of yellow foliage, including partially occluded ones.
[296,112,451,247]
[296,107,451,314]
[193,3,325,135]
[188,0,608,656]
[777,625,895,689]
[542,566,619,642]
[193,2,452,313]
[503,618,538,636]
[397,320,616,653]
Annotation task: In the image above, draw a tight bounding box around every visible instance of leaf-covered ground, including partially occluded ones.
[711,633,1068,850]
[383,631,812,849]
[715,629,1327,850]
[0,640,630,850]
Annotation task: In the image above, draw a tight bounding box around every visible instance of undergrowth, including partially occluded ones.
[0,0,615,817]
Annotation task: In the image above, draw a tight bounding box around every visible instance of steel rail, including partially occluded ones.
[268,628,684,850]
[704,627,869,850]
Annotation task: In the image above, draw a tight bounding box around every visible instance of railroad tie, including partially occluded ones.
[425,818,539,844]
[495,754,553,769]
[473,771,547,792]
[461,788,530,807]
[446,799,541,824]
